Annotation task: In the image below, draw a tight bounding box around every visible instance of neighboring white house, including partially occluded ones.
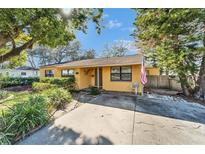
[0,66,39,78]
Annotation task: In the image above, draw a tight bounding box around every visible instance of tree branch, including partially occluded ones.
[0,39,35,63]
[8,33,16,49]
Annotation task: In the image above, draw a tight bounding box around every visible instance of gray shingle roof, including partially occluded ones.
[41,54,143,68]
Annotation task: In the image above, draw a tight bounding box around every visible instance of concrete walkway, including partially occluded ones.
[18,93,205,145]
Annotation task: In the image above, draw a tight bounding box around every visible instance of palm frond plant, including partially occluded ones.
[0,95,49,144]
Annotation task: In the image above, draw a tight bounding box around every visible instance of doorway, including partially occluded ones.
[95,67,103,88]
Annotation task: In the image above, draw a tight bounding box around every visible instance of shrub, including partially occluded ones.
[0,77,39,88]
[40,77,75,91]
[0,90,9,100]
[0,115,14,145]
[0,131,13,145]
[0,95,49,144]
[89,86,100,95]
[32,82,56,92]
[44,88,72,110]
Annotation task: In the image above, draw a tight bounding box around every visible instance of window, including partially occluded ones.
[45,70,54,77]
[21,72,26,76]
[61,69,74,77]
[111,66,132,81]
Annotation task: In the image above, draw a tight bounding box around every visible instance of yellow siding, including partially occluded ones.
[90,69,95,86]
[40,65,160,93]
[40,67,61,78]
[102,65,143,93]
[71,68,95,90]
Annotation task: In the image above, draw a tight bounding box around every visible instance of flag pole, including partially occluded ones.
[140,55,147,96]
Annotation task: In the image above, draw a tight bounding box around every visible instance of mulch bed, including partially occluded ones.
[145,88,205,106]
[3,85,32,92]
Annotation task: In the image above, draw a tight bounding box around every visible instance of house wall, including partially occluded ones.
[102,65,142,93]
[40,65,159,93]
[0,69,39,78]
[40,67,61,78]
[40,67,95,90]
[78,68,91,89]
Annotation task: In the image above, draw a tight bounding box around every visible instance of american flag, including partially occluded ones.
[140,56,147,85]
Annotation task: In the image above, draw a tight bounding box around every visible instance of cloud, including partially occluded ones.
[106,20,122,29]
[103,13,109,19]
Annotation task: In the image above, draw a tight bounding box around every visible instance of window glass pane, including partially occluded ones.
[21,72,26,76]
[121,74,131,81]
[62,69,74,76]
[121,66,131,73]
[111,74,120,81]
[111,67,120,73]
[45,70,54,77]
[68,70,74,75]
[62,70,69,76]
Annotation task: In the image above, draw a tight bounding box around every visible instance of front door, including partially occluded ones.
[95,68,102,88]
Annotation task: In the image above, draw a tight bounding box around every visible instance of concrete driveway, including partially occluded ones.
[18,93,205,145]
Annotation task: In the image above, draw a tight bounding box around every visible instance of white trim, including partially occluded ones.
[97,67,100,88]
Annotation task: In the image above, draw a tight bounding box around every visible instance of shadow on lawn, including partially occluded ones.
[18,125,113,145]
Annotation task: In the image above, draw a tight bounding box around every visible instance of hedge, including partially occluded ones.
[0,77,39,88]
[40,77,75,91]
[32,82,57,92]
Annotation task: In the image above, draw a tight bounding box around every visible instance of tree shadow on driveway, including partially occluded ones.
[18,125,113,145]
[84,93,205,125]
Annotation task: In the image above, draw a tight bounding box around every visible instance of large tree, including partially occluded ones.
[134,9,204,96]
[102,40,132,57]
[80,48,96,60]
[27,40,96,67]
[0,8,103,63]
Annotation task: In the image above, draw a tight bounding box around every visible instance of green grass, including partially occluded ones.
[0,91,31,115]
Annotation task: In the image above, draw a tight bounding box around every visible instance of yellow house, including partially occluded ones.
[39,54,160,93]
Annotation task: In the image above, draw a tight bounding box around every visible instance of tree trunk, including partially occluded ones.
[179,73,193,96]
[181,83,190,96]
[0,32,10,48]
[0,39,34,63]
[195,52,205,100]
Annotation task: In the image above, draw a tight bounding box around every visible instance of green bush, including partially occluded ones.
[40,77,75,91]
[0,95,49,144]
[89,86,100,95]
[32,82,56,92]
[0,77,39,88]
[0,131,13,145]
[44,88,72,110]
[0,90,9,100]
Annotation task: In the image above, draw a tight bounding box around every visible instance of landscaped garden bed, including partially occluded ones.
[0,77,76,145]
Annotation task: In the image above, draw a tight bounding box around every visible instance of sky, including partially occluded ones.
[75,8,137,57]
